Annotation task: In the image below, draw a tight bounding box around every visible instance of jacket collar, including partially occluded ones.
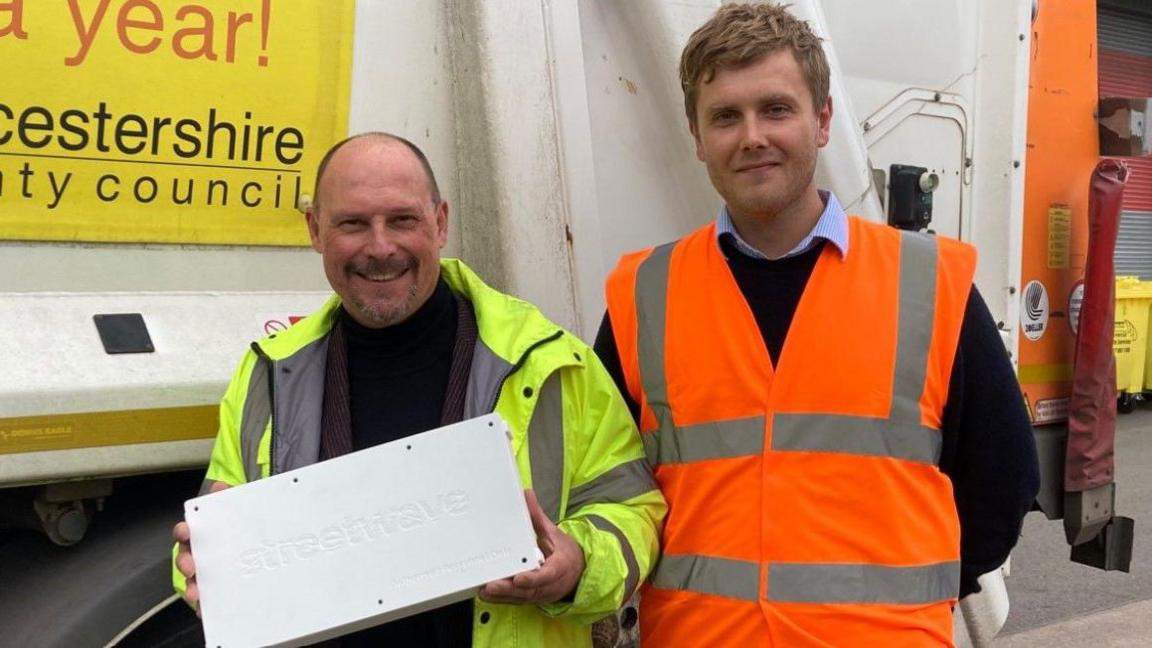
[257,258,575,372]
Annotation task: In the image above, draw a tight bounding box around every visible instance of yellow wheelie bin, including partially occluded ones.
[1115,276,1152,412]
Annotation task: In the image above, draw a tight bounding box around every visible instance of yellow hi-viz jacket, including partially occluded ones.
[174,258,666,647]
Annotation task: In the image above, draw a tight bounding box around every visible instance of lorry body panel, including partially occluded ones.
[0,291,328,485]
[1018,0,1100,426]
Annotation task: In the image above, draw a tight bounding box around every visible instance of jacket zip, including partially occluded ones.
[486,330,565,412]
[250,341,276,476]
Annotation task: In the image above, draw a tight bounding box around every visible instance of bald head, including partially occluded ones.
[312,132,442,211]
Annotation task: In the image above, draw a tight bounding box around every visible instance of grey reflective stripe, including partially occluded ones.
[650,556,960,605]
[463,338,514,420]
[586,514,641,600]
[771,231,941,464]
[890,232,937,426]
[528,372,565,522]
[634,243,676,443]
[651,554,760,602]
[567,458,658,513]
[271,336,329,474]
[239,356,271,482]
[772,414,942,464]
[643,416,765,465]
[766,561,960,604]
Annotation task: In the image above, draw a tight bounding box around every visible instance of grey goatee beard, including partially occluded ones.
[348,257,420,327]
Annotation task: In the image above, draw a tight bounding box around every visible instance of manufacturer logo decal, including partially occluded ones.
[238,490,471,575]
[1020,280,1049,341]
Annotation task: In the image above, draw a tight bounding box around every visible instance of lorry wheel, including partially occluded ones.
[114,595,204,648]
[0,472,203,648]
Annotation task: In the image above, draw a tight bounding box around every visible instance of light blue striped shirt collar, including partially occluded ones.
[716,190,849,260]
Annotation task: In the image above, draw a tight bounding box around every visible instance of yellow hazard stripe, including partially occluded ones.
[0,406,217,455]
[1017,363,1074,385]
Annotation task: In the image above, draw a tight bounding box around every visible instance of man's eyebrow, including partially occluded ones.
[703,102,736,114]
[702,94,798,114]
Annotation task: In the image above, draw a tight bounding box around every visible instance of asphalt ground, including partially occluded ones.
[999,403,1152,645]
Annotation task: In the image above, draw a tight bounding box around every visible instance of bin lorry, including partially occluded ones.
[0,1,1137,645]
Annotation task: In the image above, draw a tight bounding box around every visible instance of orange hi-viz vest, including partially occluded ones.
[605,217,976,647]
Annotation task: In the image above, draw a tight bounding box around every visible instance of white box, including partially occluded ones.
[186,413,543,647]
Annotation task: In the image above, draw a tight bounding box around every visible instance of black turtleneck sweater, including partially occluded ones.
[335,278,473,647]
[343,279,457,450]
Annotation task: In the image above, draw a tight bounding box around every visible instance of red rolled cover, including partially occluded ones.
[1066,159,1129,492]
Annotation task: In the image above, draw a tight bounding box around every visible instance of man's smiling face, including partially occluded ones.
[307,139,448,328]
[691,49,831,222]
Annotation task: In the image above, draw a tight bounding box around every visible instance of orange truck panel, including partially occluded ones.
[1018,0,1099,425]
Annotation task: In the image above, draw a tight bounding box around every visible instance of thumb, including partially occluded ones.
[523,490,556,546]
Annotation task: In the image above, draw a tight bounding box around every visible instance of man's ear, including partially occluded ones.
[305,206,323,253]
[816,95,833,149]
[435,200,449,249]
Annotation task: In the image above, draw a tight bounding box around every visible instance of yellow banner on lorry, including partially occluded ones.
[0,0,354,245]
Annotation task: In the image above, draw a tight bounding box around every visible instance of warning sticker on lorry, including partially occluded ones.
[0,0,353,246]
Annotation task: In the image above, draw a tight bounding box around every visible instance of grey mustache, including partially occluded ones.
[351,258,414,276]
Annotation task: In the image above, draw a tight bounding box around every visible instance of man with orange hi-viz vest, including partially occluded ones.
[594,4,1040,646]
